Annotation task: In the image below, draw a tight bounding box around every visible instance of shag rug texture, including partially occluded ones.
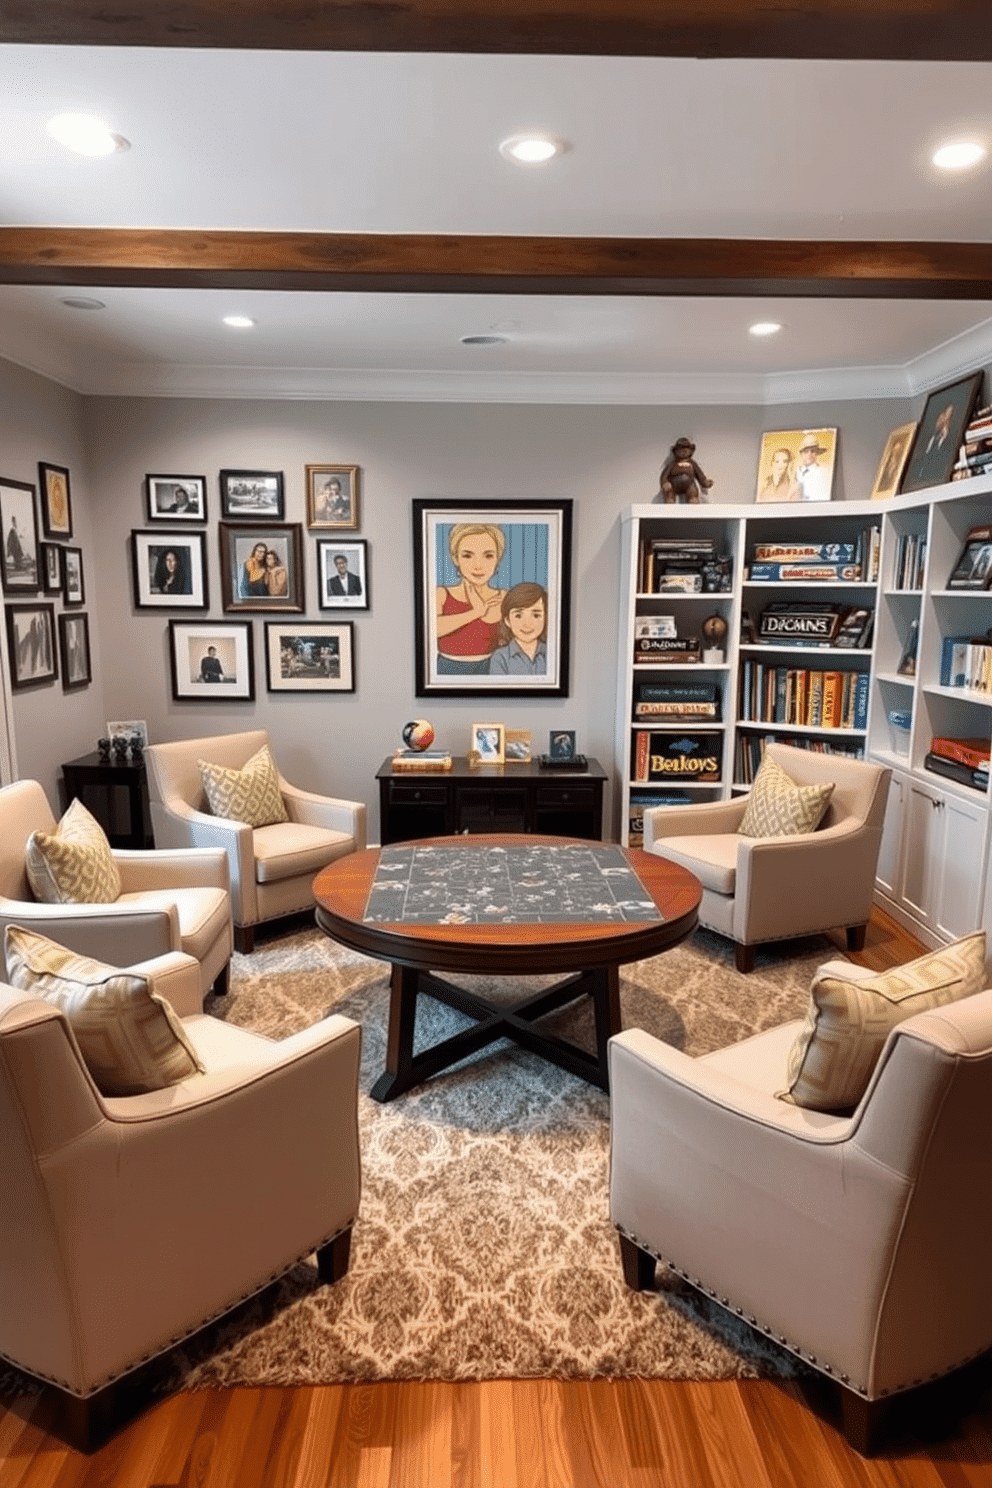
[152,922,838,1391]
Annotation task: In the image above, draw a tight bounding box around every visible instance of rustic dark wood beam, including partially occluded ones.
[0,0,989,61]
[0,229,990,300]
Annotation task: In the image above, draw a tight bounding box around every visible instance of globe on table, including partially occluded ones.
[401,719,435,752]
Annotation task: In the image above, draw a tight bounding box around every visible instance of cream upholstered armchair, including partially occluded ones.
[0,938,361,1450]
[644,742,891,972]
[0,778,232,1000]
[609,935,992,1455]
[144,729,366,952]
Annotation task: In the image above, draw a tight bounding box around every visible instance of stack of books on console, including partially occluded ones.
[924,736,990,792]
[391,749,453,771]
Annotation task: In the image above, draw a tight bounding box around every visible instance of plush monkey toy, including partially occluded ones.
[658,437,713,504]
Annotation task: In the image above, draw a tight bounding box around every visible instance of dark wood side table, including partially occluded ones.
[376,755,608,844]
[61,752,153,849]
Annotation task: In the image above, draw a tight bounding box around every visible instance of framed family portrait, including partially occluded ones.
[870,421,917,500]
[0,477,40,594]
[145,474,208,523]
[130,529,208,609]
[61,546,85,606]
[38,461,72,539]
[755,429,837,503]
[264,620,355,693]
[168,619,255,701]
[317,538,369,610]
[219,469,285,521]
[5,602,57,689]
[40,542,62,595]
[900,371,985,494]
[58,611,91,691]
[412,498,572,698]
[219,523,304,612]
[306,465,360,530]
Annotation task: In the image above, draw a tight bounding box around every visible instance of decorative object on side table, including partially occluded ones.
[402,719,436,751]
[701,612,729,663]
[540,729,588,770]
[655,437,712,504]
[393,719,451,771]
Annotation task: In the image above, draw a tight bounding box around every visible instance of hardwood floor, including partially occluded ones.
[5,907,992,1486]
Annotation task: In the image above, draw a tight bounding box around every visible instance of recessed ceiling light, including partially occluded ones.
[46,113,130,157]
[223,315,256,329]
[932,140,986,170]
[499,134,565,166]
[749,321,783,337]
[59,296,106,311]
[460,334,508,346]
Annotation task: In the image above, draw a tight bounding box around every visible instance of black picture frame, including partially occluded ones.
[900,371,985,494]
[58,611,91,691]
[0,477,40,594]
[130,529,209,609]
[219,469,285,521]
[219,523,304,612]
[412,499,572,699]
[5,602,57,689]
[264,620,356,693]
[145,474,208,523]
[61,545,85,606]
[317,538,369,611]
[168,619,255,701]
[947,527,992,590]
[40,542,63,595]
[38,461,73,539]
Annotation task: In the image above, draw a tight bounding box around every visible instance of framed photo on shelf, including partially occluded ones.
[37,461,72,539]
[755,429,837,503]
[5,602,57,689]
[317,538,369,610]
[896,618,919,677]
[40,542,62,595]
[61,546,85,606]
[219,523,304,612]
[946,525,992,590]
[130,529,208,609]
[870,421,917,500]
[412,498,572,699]
[0,477,40,594]
[168,620,255,701]
[107,719,148,747]
[900,371,985,494]
[306,465,359,530]
[145,474,208,523]
[218,470,285,521]
[264,620,355,693]
[58,611,91,691]
[470,721,504,763]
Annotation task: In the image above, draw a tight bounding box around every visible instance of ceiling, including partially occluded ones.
[2,3,992,404]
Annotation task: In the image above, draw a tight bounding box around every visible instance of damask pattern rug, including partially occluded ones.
[155,922,836,1391]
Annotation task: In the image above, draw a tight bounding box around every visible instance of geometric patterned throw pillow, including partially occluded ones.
[738,752,834,838]
[25,796,123,904]
[3,925,205,1096]
[198,744,289,828]
[778,930,987,1113]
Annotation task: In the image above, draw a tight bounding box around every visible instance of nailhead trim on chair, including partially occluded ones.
[0,1218,357,1399]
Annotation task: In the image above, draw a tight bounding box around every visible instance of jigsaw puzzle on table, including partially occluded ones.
[363,842,662,924]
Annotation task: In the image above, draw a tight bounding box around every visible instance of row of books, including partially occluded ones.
[939,635,992,695]
[632,681,722,721]
[744,527,881,583]
[891,532,927,590]
[924,734,990,792]
[631,730,722,784]
[738,664,869,730]
[735,734,865,786]
[750,601,874,648]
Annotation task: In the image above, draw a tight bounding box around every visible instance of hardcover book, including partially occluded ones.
[632,731,722,783]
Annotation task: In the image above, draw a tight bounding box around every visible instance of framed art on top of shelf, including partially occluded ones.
[900,370,984,494]
[306,465,359,530]
[58,611,91,691]
[870,422,917,500]
[264,620,355,693]
[130,529,209,609]
[755,429,837,503]
[145,474,207,523]
[168,619,255,701]
[317,538,369,610]
[219,523,304,612]
[5,602,57,689]
[219,470,284,521]
[0,478,40,594]
[38,461,72,539]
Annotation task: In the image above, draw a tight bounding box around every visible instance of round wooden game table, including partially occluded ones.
[313,833,701,1101]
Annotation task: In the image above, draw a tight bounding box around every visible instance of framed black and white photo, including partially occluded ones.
[58,611,91,691]
[0,478,40,594]
[412,498,572,699]
[130,529,208,609]
[306,464,359,530]
[61,546,85,606]
[40,542,63,595]
[900,371,985,494]
[219,469,284,521]
[220,523,304,612]
[38,461,72,539]
[168,619,255,701]
[264,620,355,693]
[317,538,369,610]
[145,474,208,523]
[5,602,57,689]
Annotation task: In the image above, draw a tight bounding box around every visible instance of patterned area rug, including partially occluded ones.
[153,921,838,1390]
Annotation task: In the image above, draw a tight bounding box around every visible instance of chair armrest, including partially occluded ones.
[129,951,203,1017]
[645,796,747,846]
[0,896,180,965]
[149,801,255,923]
[280,780,367,846]
[113,847,230,894]
[733,817,878,944]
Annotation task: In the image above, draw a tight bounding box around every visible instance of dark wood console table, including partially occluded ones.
[61,752,153,849]
[376,755,607,844]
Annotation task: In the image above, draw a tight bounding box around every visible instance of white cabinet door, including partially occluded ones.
[902,776,987,940]
[875,768,907,902]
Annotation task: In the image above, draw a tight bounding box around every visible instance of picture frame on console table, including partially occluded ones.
[412,498,572,699]
[168,619,255,701]
[900,371,984,494]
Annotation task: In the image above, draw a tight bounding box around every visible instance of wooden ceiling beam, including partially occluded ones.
[1,228,990,300]
[1,0,989,62]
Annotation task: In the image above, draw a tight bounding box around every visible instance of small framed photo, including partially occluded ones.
[219,523,304,612]
[40,542,63,595]
[38,461,72,539]
[58,611,91,691]
[107,719,148,747]
[264,620,356,693]
[900,371,985,494]
[470,721,505,763]
[130,530,209,609]
[219,469,285,521]
[0,477,40,594]
[755,430,837,503]
[317,538,369,610]
[5,602,57,689]
[145,474,208,523]
[870,422,917,500]
[61,545,85,606]
[947,525,992,590]
[504,727,532,762]
[168,620,255,701]
[549,729,577,762]
[306,465,360,530]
